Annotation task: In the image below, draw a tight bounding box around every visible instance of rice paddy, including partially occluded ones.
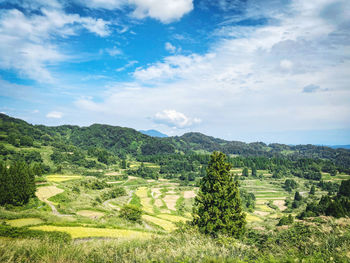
[163,195,180,211]
[35,186,64,200]
[46,174,82,182]
[142,215,176,232]
[5,218,44,227]
[30,225,156,239]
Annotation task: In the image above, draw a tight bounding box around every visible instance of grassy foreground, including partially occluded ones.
[0,218,349,263]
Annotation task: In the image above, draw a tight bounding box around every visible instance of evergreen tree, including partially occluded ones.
[309,185,316,195]
[251,166,257,177]
[294,191,302,201]
[0,161,36,206]
[193,152,246,238]
[242,167,249,177]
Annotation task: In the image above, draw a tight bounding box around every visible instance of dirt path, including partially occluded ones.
[36,185,73,217]
[45,199,73,217]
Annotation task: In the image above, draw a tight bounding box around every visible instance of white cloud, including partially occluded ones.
[165,42,181,53]
[106,46,122,56]
[0,7,111,82]
[116,60,138,72]
[165,42,176,53]
[130,0,193,23]
[46,111,63,118]
[77,0,193,23]
[153,109,201,128]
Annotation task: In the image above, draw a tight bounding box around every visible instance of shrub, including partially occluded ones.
[119,204,142,222]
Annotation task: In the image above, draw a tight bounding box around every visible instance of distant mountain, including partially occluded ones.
[139,129,168,138]
[328,145,350,150]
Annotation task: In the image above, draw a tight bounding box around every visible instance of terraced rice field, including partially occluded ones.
[5,218,44,227]
[163,195,180,211]
[46,174,82,182]
[142,215,176,232]
[136,187,154,214]
[183,190,196,198]
[36,186,64,200]
[30,225,156,239]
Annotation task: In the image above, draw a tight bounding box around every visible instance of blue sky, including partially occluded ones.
[0,0,349,145]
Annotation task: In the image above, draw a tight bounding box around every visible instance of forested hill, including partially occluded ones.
[1,113,350,168]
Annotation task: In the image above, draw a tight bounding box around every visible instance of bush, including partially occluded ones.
[277,215,294,226]
[101,186,127,201]
[119,204,142,222]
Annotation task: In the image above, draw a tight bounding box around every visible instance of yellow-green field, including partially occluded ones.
[46,174,82,182]
[5,218,44,227]
[142,215,176,232]
[30,225,156,239]
[136,187,154,214]
[157,214,188,223]
[35,186,64,200]
[76,210,105,219]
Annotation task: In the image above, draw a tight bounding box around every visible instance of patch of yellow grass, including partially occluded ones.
[30,225,156,239]
[154,199,163,207]
[183,191,196,198]
[6,218,44,227]
[76,210,105,219]
[36,186,64,200]
[246,214,262,222]
[157,214,188,223]
[46,174,82,182]
[142,215,176,232]
[255,204,274,212]
[163,195,179,211]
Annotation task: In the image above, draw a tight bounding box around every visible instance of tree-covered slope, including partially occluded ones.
[1,113,350,169]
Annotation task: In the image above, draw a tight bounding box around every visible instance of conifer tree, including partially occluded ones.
[193,152,246,237]
[242,167,249,177]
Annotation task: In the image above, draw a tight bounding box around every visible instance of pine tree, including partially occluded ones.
[192,152,246,237]
[242,167,249,177]
[251,166,257,177]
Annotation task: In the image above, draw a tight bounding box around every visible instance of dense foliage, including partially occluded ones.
[299,179,350,218]
[0,161,36,206]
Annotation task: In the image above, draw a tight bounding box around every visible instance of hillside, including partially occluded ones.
[1,113,349,170]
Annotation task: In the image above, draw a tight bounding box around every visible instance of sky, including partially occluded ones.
[0,0,349,145]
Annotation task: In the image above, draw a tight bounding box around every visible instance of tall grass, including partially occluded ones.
[1,220,349,263]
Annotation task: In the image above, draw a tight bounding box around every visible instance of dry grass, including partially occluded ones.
[163,195,180,211]
[76,210,105,219]
[183,191,196,198]
[30,225,156,239]
[5,218,44,227]
[36,186,64,200]
[273,200,287,211]
[154,199,163,207]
